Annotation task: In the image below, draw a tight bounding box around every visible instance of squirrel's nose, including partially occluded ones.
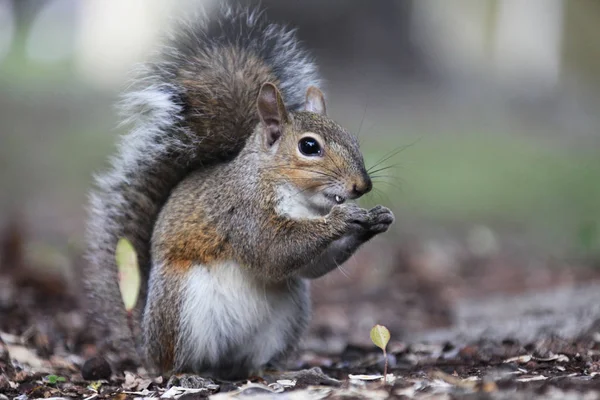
[351,176,372,198]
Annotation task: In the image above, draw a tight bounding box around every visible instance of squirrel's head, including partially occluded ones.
[256,82,371,216]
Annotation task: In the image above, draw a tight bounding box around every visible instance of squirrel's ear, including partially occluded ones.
[304,86,327,116]
[257,82,289,147]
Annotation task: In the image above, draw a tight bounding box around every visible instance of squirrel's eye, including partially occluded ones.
[298,137,322,156]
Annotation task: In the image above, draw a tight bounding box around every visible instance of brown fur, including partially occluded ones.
[144,267,185,372]
[142,82,395,377]
[152,177,234,269]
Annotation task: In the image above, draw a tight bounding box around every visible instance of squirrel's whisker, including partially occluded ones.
[367,139,420,173]
[367,163,402,176]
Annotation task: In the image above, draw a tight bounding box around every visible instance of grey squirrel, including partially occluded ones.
[84,5,394,380]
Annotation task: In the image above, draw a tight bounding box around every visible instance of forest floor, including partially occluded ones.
[2,222,600,399]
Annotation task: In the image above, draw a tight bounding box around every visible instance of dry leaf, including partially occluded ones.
[348,374,384,381]
[276,379,296,387]
[503,355,532,364]
[6,344,46,369]
[516,375,547,382]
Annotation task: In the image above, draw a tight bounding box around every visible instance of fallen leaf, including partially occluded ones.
[533,354,569,363]
[348,374,384,381]
[122,371,151,391]
[6,344,46,369]
[516,375,547,382]
[276,379,296,387]
[115,238,141,312]
[430,370,477,389]
[503,355,532,364]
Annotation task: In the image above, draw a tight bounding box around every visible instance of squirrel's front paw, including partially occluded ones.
[365,205,394,235]
[329,204,394,239]
[329,203,370,233]
[348,205,394,241]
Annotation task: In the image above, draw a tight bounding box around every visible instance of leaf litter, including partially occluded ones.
[3,224,600,398]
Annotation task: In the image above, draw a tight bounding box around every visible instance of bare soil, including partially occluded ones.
[2,222,600,399]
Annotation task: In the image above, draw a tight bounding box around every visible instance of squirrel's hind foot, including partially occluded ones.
[167,373,218,389]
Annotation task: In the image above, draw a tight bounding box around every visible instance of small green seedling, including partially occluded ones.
[370,324,391,382]
[116,237,141,312]
[45,374,66,385]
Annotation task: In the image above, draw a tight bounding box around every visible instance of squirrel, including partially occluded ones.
[83,5,394,380]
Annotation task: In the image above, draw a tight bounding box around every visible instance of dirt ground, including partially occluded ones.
[1,222,600,399]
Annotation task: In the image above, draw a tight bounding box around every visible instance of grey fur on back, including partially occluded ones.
[83,4,321,358]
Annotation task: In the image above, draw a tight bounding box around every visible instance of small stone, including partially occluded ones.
[81,356,112,380]
[0,374,10,392]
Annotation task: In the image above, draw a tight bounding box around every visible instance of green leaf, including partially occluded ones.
[116,237,141,312]
[45,374,66,384]
[88,381,103,391]
[370,324,390,352]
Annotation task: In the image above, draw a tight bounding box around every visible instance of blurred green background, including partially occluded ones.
[1,0,600,266]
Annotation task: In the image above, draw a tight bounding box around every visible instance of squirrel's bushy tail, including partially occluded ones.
[83,4,320,355]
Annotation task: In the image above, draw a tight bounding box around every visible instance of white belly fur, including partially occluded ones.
[178,261,306,374]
